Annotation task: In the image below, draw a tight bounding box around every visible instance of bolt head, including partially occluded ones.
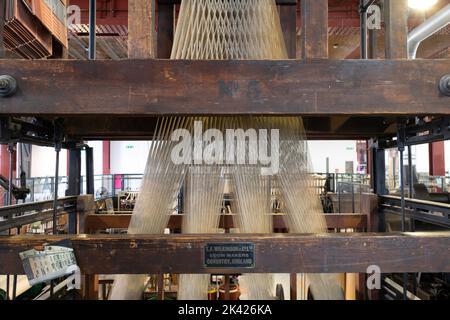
[439,75,450,97]
[0,75,17,97]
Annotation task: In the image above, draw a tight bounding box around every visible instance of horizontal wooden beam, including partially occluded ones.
[84,213,368,233]
[1,232,449,274]
[0,59,449,116]
[62,115,395,141]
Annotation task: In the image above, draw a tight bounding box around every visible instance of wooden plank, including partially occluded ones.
[128,0,156,58]
[157,2,174,59]
[82,274,98,300]
[290,273,297,300]
[1,233,449,274]
[62,116,395,141]
[84,213,368,233]
[384,0,408,59]
[301,0,328,59]
[1,59,449,116]
[323,214,367,230]
[361,193,378,232]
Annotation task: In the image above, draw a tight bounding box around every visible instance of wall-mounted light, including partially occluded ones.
[408,0,438,10]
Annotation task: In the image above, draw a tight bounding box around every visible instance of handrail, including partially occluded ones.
[0,196,78,219]
[0,196,78,232]
[379,195,450,228]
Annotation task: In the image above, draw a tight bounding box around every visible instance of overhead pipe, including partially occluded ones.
[408,4,450,59]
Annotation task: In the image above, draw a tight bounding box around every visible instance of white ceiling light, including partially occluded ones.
[408,0,439,10]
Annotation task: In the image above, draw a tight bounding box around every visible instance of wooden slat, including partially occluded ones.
[1,59,449,116]
[384,0,408,59]
[301,0,328,59]
[0,232,449,274]
[0,196,78,219]
[84,213,367,233]
[128,0,156,58]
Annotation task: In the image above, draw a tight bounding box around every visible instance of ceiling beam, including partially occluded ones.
[0,59,449,117]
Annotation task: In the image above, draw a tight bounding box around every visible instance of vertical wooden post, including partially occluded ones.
[361,193,380,300]
[157,2,174,59]
[157,273,164,300]
[384,0,408,59]
[77,194,95,234]
[83,274,99,300]
[0,0,5,58]
[290,273,297,300]
[279,5,297,59]
[77,194,97,299]
[128,0,156,58]
[301,0,328,59]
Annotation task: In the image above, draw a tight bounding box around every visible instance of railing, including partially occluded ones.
[0,196,78,233]
[315,173,370,193]
[379,195,450,228]
[385,173,450,195]
[6,173,371,203]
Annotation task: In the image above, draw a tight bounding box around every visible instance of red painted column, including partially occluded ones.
[429,141,445,176]
[102,141,111,175]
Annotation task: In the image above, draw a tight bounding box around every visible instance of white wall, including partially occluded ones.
[110,141,151,174]
[413,144,429,174]
[28,140,450,178]
[81,141,103,176]
[308,140,358,173]
[31,142,103,178]
[30,145,68,177]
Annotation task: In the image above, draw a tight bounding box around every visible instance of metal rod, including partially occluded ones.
[408,145,415,232]
[7,143,14,205]
[89,0,96,60]
[52,150,60,235]
[50,135,61,299]
[12,275,17,299]
[400,151,406,233]
[399,147,408,300]
[360,0,377,59]
[6,143,14,300]
[408,146,413,198]
[360,0,368,59]
[6,273,9,300]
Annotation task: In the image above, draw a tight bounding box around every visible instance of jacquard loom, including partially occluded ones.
[0,0,450,300]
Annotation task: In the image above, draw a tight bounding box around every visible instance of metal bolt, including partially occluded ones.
[0,75,17,97]
[439,75,450,97]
